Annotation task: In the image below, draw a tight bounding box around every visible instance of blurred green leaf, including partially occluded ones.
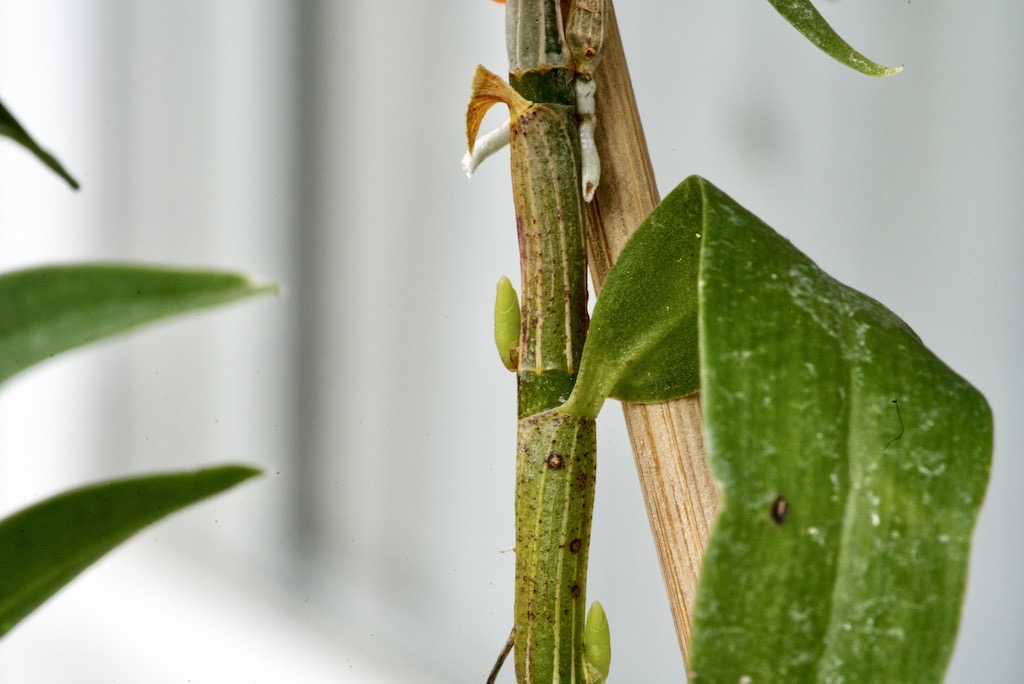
[0,264,276,386]
[0,97,79,189]
[0,465,260,638]
[562,181,702,418]
[766,0,901,77]
[690,177,991,681]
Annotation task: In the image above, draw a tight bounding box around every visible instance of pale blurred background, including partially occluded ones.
[0,1,1020,681]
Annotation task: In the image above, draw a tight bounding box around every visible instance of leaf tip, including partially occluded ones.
[203,463,264,489]
[228,464,263,479]
[246,277,281,297]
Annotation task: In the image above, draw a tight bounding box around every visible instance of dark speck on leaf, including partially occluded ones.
[771,495,788,525]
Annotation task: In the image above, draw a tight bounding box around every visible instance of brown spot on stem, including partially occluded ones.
[546,454,564,470]
[571,583,581,598]
[568,538,582,553]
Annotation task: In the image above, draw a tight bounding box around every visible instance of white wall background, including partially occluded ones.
[0,1,1021,681]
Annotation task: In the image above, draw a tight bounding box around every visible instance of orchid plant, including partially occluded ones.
[464,1,991,682]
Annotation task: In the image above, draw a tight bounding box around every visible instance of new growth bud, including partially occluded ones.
[584,600,611,683]
[494,276,521,372]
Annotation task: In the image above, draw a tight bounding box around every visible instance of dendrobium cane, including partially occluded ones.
[465,1,611,682]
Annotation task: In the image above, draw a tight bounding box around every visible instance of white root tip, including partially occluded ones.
[462,118,512,178]
[462,150,478,178]
[575,78,600,202]
[580,120,600,202]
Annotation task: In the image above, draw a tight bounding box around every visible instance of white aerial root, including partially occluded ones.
[462,78,601,204]
[575,78,600,202]
[462,118,512,177]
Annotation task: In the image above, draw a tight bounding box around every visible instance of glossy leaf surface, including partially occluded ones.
[766,0,901,77]
[0,465,260,638]
[0,264,275,386]
[0,97,79,189]
[690,177,991,681]
[561,181,702,418]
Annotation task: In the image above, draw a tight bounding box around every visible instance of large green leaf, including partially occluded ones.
[561,182,703,419]
[565,175,990,678]
[0,97,79,189]
[0,264,275,386]
[689,177,991,681]
[0,465,260,638]
[765,0,901,77]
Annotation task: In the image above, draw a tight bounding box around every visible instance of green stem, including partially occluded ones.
[511,91,588,418]
[466,3,596,679]
[504,1,594,681]
[514,410,596,682]
[507,7,589,420]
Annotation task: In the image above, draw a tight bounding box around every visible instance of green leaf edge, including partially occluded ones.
[0,96,80,189]
[766,0,902,77]
[0,263,277,387]
[0,464,261,638]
